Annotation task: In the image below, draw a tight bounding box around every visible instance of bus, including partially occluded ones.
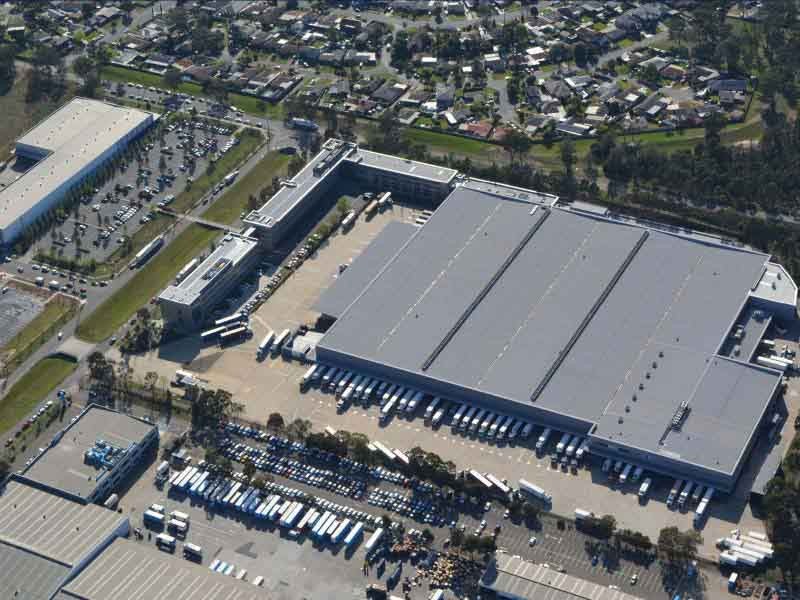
[156,533,176,552]
[183,542,202,560]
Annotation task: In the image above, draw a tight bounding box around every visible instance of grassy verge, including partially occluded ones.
[76,224,218,343]
[102,65,285,119]
[203,151,290,224]
[0,357,76,435]
[171,128,264,213]
[0,294,79,378]
[404,128,501,158]
[0,69,76,159]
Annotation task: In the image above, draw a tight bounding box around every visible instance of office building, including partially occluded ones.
[0,98,155,246]
[158,232,260,330]
[17,404,158,504]
[242,138,457,251]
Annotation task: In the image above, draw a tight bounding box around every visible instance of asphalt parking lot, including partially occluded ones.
[39,116,235,267]
[108,81,273,130]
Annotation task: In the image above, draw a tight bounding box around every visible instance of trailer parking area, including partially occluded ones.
[119,458,436,600]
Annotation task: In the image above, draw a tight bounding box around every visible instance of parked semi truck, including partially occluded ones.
[518,478,552,504]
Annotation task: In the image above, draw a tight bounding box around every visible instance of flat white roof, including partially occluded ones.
[0,98,154,231]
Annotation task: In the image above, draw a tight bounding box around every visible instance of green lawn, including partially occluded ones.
[0,357,77,435]
[0,295,79,377]
[102,65,285,119]
[404,128,500,158]
[76,224,219,343]
[100,212,176,275]
[102,65,204,97]
[172,128,265,213]
[203,152,290,224]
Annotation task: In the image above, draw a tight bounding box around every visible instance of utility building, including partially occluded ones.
[315,179,796,492]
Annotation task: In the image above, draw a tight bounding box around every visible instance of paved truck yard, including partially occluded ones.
[123,203,800,564]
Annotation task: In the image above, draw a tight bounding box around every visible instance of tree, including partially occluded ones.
[501,129,533,164]
[267,412,285,432]
[0,44,16,93]
[163,67,182,91]
[188,387,238,430]
[242,457,256,480]
[657,527,702,566]
[450,527,465,548]
[337,197,350,215]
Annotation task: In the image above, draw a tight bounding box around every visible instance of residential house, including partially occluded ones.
[660,63,687,81]
[328,79,351,98]
[143,53,174,74]
[544,79,573,101]
[615,3,665,33]
[436,83,456,111]
[483,53,505,72]
[399,88,432,107]
[371,82,408,106]
[709,79,748,93]
[556,121,594,136]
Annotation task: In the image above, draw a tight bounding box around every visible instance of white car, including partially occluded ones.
[528,536,537,547]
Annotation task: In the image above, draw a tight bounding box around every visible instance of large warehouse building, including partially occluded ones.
[0,98,155,246]
[0,481,129,600]
[315,178,797,492]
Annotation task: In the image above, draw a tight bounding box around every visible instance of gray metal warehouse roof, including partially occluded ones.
[314,220,417,318]
[56,538,268,600]
[0,481,126,566]
[0,98,153,231]
[481,553,643,600]
[318,184,778,476]
[22,405,155,501]
[0,542,70,600]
